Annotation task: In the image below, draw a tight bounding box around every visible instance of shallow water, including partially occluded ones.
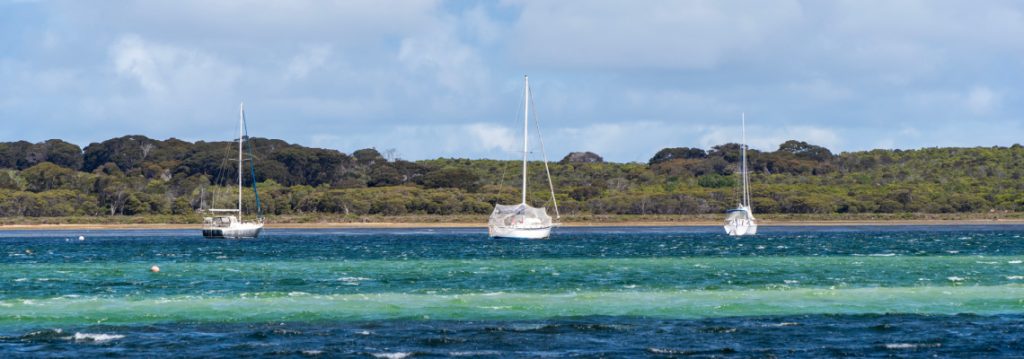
[2,225,1024,357]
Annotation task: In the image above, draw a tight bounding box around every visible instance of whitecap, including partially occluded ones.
[648,348,683,354]
[868,253,896,257]
[1007,276,1024,280]
[1009,260,1022,264]
[947,276,965,282]
[14,278,28,282]
[337,277,371,285]
[883,342,941,349]
[301,350,324,356]
[372,352,412,359]
[783,280,800,284]
[71,333,125,343]
[450,351,501,357]
[947,250,960,254]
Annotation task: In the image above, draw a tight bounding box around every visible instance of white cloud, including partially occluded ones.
[966,86,999,114]
[4,0,1024,160]
[56,1,443,45]
[786,79,854,102]
[905,86,1003,116]
[510,0,803,69]
[285,45,332,81]
[110,34,239,99]
[398,28,489,95]
[462,5,502,44]
[465,123,518,153]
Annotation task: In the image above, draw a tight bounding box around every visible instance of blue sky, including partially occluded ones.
[1,0,1022,162]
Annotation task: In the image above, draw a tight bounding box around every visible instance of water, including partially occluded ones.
[2,225,1024,357]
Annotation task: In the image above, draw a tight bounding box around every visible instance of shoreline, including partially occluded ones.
[1,218,1023,231]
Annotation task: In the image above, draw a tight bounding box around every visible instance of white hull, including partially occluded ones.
[489,225,551,239]
[203,222,264,239]
[724,220,758,236]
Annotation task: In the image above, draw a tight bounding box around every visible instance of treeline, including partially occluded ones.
[1,136,1023,218]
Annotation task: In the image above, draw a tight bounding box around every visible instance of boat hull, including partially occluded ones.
[489,225,551,239]
[724,220,758,236]
[202,223,264,239]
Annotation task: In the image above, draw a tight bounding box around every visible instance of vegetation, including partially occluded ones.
[1,136,1023,221]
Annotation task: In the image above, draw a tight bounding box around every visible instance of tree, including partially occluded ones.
[649,147,707,165]
[696,173,735,188]
[777,140,833,161]
[419,167,481,192]
[82,135,159,172]
[353,148,385,166]
[21,162,78,192]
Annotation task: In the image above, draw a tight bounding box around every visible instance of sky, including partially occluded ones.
[1,0,1023,163]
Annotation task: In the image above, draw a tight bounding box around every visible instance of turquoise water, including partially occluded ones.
[2,226,1024,357]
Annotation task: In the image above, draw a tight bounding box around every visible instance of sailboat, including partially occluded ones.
[488,75,560,239]
[202,103,265,239]
[724,113,758,236]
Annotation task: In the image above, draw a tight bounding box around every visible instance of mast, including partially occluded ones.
[741,113,749,208]
[238,103,244,219]
[521,75,529,205]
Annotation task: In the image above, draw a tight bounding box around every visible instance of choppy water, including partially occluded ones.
[2,226,1024,357]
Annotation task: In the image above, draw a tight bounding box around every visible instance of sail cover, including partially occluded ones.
[489,203,552,228]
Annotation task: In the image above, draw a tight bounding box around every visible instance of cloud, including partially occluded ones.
[299,118,851,164]
[285,45,332,81]
[110,34,239,99]
[905,86,1003,117]
[965,86,999,114]
[785,79,854,102]
[461,5,502,44]
[465,123,519,153]
[509,0,803,69]
[398,27,489,96]
[3,0,1024,160]
[698,125,842,152]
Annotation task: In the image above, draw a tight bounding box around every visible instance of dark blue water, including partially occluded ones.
[2,225,1024,357]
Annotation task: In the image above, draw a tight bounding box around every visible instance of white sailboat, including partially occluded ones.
[202,103,265,239]
[724,113,758,236]
[488,75,560,239]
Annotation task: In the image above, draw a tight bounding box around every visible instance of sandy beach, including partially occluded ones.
[2,218,1023,231]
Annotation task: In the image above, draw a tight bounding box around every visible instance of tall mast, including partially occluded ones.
[238,103,244,218]
[521,75,529,205]
[741,113,749,208]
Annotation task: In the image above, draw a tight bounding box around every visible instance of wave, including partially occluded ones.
[3,285,1024,326]
[70,332,125,342]
[8,256,1024,300]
